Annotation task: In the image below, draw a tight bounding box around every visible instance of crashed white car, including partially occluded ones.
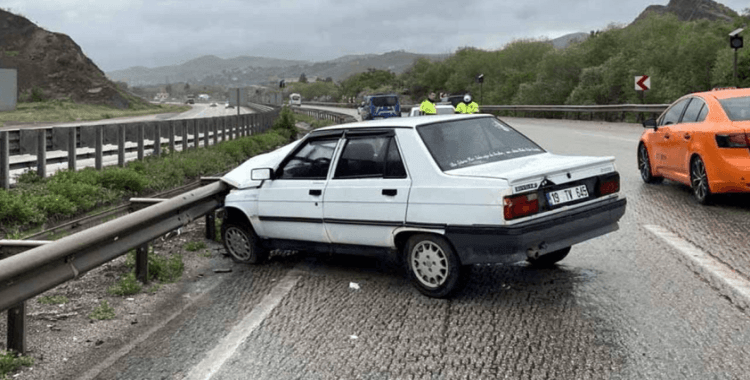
[221,114,626,297]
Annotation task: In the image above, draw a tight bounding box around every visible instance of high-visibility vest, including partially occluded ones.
[420,100,436,114]
[455,103,468,114]
[466,102,479,114]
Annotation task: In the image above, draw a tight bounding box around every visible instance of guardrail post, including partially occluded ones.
[1,131,9,189]
[95,125,103,170]
[212,118,218,146]
[137,123,145,160]
[7,302,26,354]
[204,119,210,148]
[221,117,227,142]
[205,211,216,241]
[118,124,126,167]
[153,122,161,157]
[135,244,149,284]
[36,129,46,179]
[68,127,77,172]
[192,119,199,150]
[181,120,188,152]
[169,120,176,154]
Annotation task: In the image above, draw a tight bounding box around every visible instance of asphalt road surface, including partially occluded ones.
[72,113,750,379]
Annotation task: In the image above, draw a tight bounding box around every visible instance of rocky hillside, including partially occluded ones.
[634,0,739,23]
[0,9,145,109]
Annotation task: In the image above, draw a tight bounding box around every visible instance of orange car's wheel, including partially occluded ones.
[638,143,664,184]
[690,156,712,205]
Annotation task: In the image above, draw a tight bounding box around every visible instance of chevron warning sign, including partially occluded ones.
[635,75,651,91]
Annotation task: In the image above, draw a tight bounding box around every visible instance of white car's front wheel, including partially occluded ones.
[404,234,465,298]
[221,220,268,264]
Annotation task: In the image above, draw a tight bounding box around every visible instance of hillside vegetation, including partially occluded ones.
[289,13,749,107]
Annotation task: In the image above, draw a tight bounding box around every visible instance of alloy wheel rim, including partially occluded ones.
[226,227,251,261]
[639,146,650,180]
[691,159,707,200]
[410,241,448,288]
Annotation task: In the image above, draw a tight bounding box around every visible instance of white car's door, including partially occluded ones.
[257,135,341,242]
[323,130,411,247]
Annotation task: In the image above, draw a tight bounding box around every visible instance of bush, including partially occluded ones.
[0,350,34,379]
[149,253,184,283]
[184,241,207,251]
[100,167,148,193]
[38,295,69,305]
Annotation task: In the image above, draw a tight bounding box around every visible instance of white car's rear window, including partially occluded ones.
[417,117,545,171]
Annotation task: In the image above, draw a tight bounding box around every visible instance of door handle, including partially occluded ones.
[684,133,691,140]
[309,189,322,196]
[664,134,670,139]
[382,189,397,196]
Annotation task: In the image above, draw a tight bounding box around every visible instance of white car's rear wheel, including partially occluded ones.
[404,234,465,298]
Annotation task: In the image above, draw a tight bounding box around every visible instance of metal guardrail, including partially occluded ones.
[301,101,670,117]
[290,107,357,124]
[0,180,229,352]
[0,109,281,189]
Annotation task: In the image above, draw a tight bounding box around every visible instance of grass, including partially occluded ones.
[0,99,190,127]
[107,273,142,296]
[0,130,288,235]
[37,295,69,305]
[88,300,115,320]
[0,350,34,379]
[184,241,207,252]
[122,249,185,286]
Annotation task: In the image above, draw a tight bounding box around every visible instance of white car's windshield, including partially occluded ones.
[417,117,545,171]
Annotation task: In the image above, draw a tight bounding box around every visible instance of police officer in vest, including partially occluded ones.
[455,94,479,114]
[419,92,437,115]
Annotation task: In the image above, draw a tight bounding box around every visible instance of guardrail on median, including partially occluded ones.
[301,101,670,120]
[290,107,358,124]
[0,108,280,189]
[0,179,229,354]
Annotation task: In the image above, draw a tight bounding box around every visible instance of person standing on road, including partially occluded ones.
[455,94,479,114]
[420,92,437,115]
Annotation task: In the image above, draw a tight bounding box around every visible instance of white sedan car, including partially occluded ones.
[221,115,627,297]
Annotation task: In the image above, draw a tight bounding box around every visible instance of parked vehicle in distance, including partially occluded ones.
[220,114,627,298]
[638,87,750,204]
[225,101,234,109]
[185,98,195,104]
[210,102,218,107]
[290,93,302,106]
[358,94,401,120]
[409,104,455,116]
[446,95,467,108]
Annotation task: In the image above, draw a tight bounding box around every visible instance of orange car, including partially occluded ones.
[638,87,750,204]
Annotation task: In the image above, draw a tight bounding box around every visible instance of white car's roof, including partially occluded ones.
[316,113,490,132]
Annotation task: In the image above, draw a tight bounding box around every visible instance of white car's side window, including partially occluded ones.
[277,139,338,180]
[333,136,407,179]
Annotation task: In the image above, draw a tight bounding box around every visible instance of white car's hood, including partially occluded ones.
[445,152,616,193]
[221,140,300,189]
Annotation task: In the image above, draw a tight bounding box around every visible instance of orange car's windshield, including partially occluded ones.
[718,96,750,121]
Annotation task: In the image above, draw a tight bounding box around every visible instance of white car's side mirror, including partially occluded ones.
[251,168,273,181]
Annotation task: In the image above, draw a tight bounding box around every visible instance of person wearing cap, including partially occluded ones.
[455,94,479,114]
[419,92,437,115]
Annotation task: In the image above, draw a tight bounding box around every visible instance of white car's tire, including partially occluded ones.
[221,220,268,264]
[404,234,466,298]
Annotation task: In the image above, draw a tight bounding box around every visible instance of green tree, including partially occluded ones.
[299,73,308,83]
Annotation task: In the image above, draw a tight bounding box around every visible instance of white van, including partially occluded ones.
[289,93,302,106]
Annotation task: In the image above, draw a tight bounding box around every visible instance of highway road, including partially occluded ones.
[41,111,750,379]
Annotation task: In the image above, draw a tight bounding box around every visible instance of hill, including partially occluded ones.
[633,0,739,23]
[106,51,449,87]
[0,9,147,109]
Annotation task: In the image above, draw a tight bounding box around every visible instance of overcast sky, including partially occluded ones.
[3,0,748,72]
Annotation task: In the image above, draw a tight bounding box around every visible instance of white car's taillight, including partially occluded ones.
[503,193,539,221]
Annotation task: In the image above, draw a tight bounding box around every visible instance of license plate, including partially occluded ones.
[546,185,589,206]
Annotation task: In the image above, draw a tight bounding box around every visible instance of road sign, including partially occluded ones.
[635,76,651,91]
[229,88,246,107]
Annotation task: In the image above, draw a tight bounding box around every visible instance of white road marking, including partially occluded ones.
[186,268,303,380]
[644,224,750,310]
[78,276,226,380]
